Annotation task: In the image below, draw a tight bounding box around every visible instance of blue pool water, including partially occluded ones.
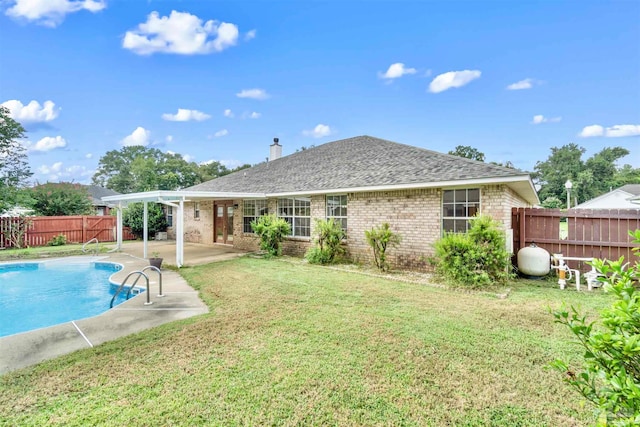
[0,261,134,337]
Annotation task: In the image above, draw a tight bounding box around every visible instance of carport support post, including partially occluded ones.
[176,199,184,267]
[143,201,148,259]
[116,202,123,250]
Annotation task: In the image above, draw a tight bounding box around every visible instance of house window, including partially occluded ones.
[243,200,268,233]
[166,206,173,227]
[326,195,347,231]
[278,197,310,237]
[194,202,200,219]
[442,188,480,233]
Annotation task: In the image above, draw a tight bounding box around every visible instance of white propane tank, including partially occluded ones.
[517,243,551,277]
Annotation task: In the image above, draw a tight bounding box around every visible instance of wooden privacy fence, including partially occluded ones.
[512,208,640,271]
[0,216,136,249]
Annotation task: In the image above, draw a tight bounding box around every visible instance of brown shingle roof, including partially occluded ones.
[187,135,530,194]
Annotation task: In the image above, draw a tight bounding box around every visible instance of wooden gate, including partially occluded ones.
[512,208,640,270]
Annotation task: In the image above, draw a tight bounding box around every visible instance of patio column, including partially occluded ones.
[143,201,148,259]
[176,199,184,267]
[116,202,123,250]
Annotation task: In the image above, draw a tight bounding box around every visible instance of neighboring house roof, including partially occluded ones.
[575,184,640,209]
[187,135,538,204]
[618,184,640,196]
[86,185,120,207]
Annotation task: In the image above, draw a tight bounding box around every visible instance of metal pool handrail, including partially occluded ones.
[110,271,151,308]
[82,238,100,256]
[141,265,164,298]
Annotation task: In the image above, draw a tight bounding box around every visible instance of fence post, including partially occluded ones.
[518,208,526,252]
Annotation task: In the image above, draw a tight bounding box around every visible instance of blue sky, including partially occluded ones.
[1,0,638,185]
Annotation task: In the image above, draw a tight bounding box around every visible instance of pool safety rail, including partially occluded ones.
[82,238,100,256]
[110,266,164,308]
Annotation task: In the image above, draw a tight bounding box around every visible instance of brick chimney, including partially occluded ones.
[269,138,282,161]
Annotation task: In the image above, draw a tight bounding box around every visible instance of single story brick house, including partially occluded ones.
[105,136,537,269]
[86,185,121,216]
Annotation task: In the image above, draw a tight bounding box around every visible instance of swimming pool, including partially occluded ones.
[0,260,136,337]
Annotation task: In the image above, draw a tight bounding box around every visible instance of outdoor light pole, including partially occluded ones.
[565,180,573,210]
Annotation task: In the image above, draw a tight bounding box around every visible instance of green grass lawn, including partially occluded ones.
[0,242,113,261]
[0,257,611,426]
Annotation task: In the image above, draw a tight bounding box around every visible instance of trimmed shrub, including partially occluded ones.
[365,223,401,272]
[122,202,167,239]
[251,214,291,257]
[551,230,640,427]
[305,218,345,265]
[48,234,67,246]
[433,214,511,288]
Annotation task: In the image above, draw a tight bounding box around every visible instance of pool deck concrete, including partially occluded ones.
[0,243,246,375]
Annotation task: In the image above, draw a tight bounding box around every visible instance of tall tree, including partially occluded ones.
[0,106,32,213]
[92,146,201,193]
[196,160,231,182]
[448,145,485,162]
[28,182,94,216]
[613,164,640,188]
[534,143,585,203]
[534,143,637,204]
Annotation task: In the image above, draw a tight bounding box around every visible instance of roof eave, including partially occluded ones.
[101,190,266,204]
[266,175,540,205]
[101,175,540,206]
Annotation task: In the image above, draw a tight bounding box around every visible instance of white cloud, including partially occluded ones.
[428,70,481,93]
[580,124,640,138]
[236,88,269,100]
[241,111,261,119]
[121,127,152,146]
[219,159,242,168]
[245,29,256,40]
[507,78,536,90]
[214,129,229,137]
[223,109,234,118]
[604,124,640,137]
[123,10,239,55]
[37,161,93,182]
[532,115,562,124]
[380,62,417,79]
[5,0,106,27]
[303,124,332,138]
[38,162,63,174]
[165,135,173,143]
[27,135,67,152]
[1,99,60,122]
[579,125,604,137]
[85,153,92,159]
[162,108,211,121]
[200,158,241,168]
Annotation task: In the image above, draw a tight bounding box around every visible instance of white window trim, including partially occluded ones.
[442,188,481,233]
[166,206,174,227]
[326,194,347,233]
[278,197,311,238]
[242,199,268,233]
